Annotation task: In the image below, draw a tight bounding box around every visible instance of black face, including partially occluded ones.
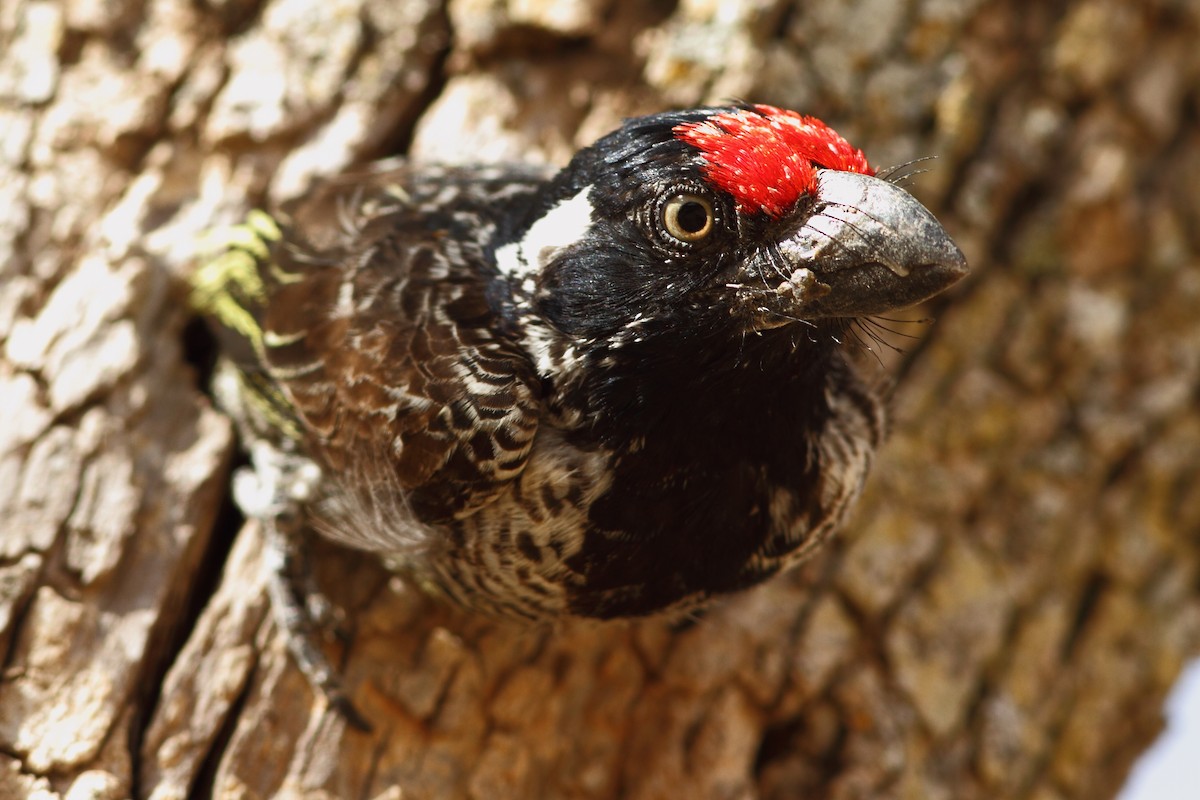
[528,109,808,347]
[526,120,714,340]
[506,105,966,398]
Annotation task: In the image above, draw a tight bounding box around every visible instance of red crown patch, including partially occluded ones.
[674,105,874,218]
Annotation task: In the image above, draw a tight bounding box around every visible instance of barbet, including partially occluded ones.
[192,104,968,725]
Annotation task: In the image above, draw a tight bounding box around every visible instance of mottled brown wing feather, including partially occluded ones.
[256,172,542,530]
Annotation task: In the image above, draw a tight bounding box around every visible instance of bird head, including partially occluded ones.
[496,104,967,384]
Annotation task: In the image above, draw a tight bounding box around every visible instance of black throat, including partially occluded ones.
[569,320,843,457]
[556,321,851,618]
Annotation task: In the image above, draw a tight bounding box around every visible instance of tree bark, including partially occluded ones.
[2,0,1199,798]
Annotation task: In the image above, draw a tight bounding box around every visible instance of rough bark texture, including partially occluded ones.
[2,0,1199,798]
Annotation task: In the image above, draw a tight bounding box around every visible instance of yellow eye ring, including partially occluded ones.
[662,194,715,242]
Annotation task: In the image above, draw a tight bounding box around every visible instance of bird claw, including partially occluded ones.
[237,444,372,732]
[262,520,373,732]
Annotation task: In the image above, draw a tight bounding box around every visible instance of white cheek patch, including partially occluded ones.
[496,186,595,281]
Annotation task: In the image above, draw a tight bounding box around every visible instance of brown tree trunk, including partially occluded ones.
[3,0,1198,798]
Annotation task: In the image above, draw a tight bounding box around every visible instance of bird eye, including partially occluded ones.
[661,194,715,242]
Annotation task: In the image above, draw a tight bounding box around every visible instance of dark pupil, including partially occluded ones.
[676,201,709,233]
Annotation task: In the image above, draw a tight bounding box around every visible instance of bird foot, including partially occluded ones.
[234,444,372,731]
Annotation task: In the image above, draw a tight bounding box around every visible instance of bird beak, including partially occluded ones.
[763,169,968,320]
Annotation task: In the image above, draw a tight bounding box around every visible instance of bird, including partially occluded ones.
[190,103,968,726]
